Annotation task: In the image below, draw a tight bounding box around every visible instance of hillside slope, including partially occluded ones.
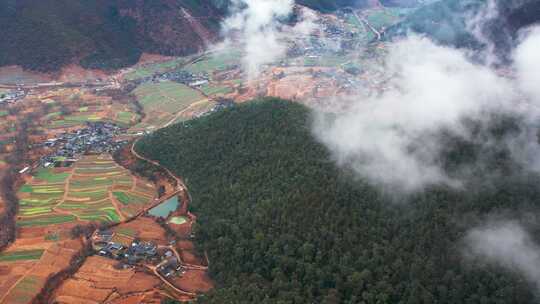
[0,0,221,72]
[138,99,539,303]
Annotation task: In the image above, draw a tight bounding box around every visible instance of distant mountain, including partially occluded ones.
[386,0,540,60]
[297,0,419,12]
[385,0,484,48]
[485,0,540,56]
[0,0,428,73]
[0,0,222,72]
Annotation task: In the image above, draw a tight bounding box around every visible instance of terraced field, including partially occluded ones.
[0,239,83,304]
[17,154,156,227]
[45,103,137,129]
[0,250,44,263]
[0,154,157,304]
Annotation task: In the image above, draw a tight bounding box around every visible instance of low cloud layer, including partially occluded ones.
[515,27,540,102]
[313,27,540,193]
[464,221,540,290]
[220,0,318,79]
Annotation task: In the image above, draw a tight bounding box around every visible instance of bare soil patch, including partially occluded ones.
[179,246,206,266]
[116,217,168,244]
[52,256,161,303]
[57,64,110,83]
[171,270,213,293]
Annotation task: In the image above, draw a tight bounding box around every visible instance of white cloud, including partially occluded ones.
[464,220,540,290]
[515,27,540,103]
[220,0,319,79]
[312,27,540,193]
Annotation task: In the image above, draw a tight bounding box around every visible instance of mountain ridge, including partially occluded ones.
[0,0,222,72]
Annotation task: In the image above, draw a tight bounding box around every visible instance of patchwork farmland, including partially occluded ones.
[0,153,156,304]
[131,81,207,131]
[51,217,170,303]
[17,154,156,227]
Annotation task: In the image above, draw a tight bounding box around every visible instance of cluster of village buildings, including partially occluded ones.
[93,230,186,279]
[38,122,126,168]
[130,69,210,90]
[158,70,210,88]
[0,88,26,104]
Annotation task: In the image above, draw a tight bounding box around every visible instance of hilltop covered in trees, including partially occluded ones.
[138,99,539,303]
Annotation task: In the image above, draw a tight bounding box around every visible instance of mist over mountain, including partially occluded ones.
[387,0,540,61]
[0,0,429,72]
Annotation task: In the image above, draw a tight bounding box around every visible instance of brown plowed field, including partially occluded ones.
[180,248,205,266]
[52,256,160,303]
[114,217,168,244]
[170,270,213,293]
[0,237,83,304]
[106,292,163,304]
[53,218,172,303]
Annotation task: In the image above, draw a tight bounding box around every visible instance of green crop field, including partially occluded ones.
[113,191,130,204]
[67,192,108,202]
[45,105,134,129]
[19,206,54,216]
[74,205,121,222]
[0,249,44,262]
[35,168,70,183]
[134,81,205,114]
[124,57,186,81]
[113,191,150,205]
[116,227,137,237]
[184,49,242,75]
[19,185,63,194]
[200,84,233,96]
[0,110,8,117]
[16,214,77,227]
[116,111,136,125]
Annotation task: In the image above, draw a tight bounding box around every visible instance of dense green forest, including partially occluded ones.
[139,99,539,303]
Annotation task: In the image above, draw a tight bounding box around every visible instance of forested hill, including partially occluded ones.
[137,99,539,303]
[0,0,221,72]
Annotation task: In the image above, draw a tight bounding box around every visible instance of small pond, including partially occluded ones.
[148,196,179,218]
